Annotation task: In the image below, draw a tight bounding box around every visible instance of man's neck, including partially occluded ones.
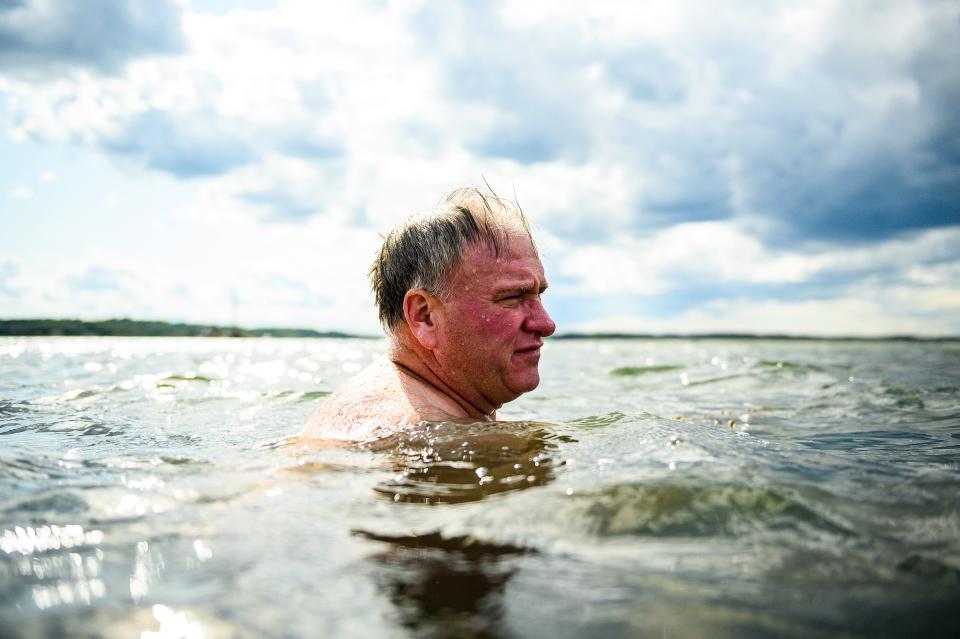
[387,339,499,421]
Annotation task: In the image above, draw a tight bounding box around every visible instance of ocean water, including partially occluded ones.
[1,336,958,638]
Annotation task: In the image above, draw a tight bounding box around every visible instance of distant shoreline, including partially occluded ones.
[553,332,960,342]
[0,318,372,339]
[1,318,957,342]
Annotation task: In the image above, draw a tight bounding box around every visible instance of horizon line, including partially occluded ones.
[1,318,958,342]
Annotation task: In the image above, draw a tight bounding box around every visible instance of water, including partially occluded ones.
[1,336,958,638]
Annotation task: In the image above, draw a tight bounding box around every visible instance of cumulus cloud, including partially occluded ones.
[413,0,960,242]
[556,223,960,297]
[64,265,134,293]
[104,109,255,178]
[548,222,960,335]
[574,291,960,337]
[573,290,960,338]
[3,1,954,240]
[1,0,957,334]
[0,260,21,298]
[0,0,184,74]
[9,236,379,329]
[411,2,592,166]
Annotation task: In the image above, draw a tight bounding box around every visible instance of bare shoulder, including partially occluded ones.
[300,358,419,441]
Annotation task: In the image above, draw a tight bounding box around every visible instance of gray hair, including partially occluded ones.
[371,185,534,333]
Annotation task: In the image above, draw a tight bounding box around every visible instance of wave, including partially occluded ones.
[567,481,853,538]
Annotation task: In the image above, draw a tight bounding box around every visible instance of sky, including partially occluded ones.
[1,0,958,337]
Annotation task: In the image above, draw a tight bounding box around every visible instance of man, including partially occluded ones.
[301,186,556,441]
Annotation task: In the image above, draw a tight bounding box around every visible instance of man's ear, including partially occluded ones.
[402,288,440,349]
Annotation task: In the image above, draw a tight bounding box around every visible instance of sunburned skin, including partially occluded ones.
[301,234,556,442]
[300,357,471,441]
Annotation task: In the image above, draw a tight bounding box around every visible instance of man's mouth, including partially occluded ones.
[514,343,543,354]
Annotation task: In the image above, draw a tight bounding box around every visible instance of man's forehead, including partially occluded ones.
[447,239,546,294]
[459,237,540,270]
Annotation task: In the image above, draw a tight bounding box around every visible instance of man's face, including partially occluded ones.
[432,235,556,409]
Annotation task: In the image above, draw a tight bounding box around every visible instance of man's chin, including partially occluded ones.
[508,370,541,394]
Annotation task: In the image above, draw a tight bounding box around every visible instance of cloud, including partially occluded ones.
[411,1,960,243]
[631,0,960,243]
[559,222,960,336]
[554,222,960,311]
[104,109,255,178]
[0,260,21,298]
[1,1,958,335]
[194,153,347,223]
[240,190,318,221]
[0,1,418,185]
[0,1,960,246]
[64,266,133,293]
[3,0,950,240]
[412,2,591,166]
[0,0,184,74]
[254,274,331,310]
[571,289,960,337]
[9,215,383,328]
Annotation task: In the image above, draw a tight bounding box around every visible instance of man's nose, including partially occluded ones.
[525,298,556,337]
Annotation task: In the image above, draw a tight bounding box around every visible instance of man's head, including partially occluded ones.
[371,186,555,410]
[371,186,534,332]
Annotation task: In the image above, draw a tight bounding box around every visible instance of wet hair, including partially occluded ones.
[371,185,535,333]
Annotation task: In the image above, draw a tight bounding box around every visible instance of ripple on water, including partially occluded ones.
[260,389,331,402]
[0,400,32,416]
[895,555,960,584]
[754,359,827,374]
[0,400,36,437]
[3,490,90,520]
[0,455,66,482]
[39,419,120,437]
[0,337,957,637]
[567,412,627,429]
[610,365,681,376]
[160,374,214,383]
[566,482,853,538]
[797,430,940,452]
